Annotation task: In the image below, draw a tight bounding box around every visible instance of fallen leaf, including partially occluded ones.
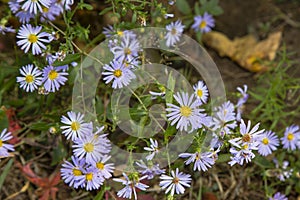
[202,31,282,72]
[3,107,21,145]
[16,162,60,200]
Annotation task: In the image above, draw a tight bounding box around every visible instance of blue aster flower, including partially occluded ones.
[192,12,215,33]
[17,0,51,14]
[15,10,35,23]
[236,85,249,121]
[113,173,149,200]
[269,192,288,200]
[164,20,185,47]
[179,152,215,171]
[0,129,15,158]
[94,155,115,179]
[61,156,86,189]
[102,59,136,89]
[193,80,209,104]
[42,65,68,92]
[159,168,191,196]
[111,34,140,62]
[228,145,256,166]
[16,64,43,92]
[144,138,159,161]
[17,24,51,55]
[9,0,21,13]
[40,3,61,22]
[72,128,111,165]
[166,92,203,132]
[281,125,300,151]
[0,25,15,35]
[257,130,279,156]
[136,160,165,180]
[212,101,237,136]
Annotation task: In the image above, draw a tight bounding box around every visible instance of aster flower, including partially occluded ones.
[75,167,104,191]
[9,0,21,13]
[102,25,115,38]
[40,3,61,22]
[113,173,149,200]
[166,92,203,132]
[73,130,111,165]
[144,138,159,160]
[94,155,115,179]
[61,156,86,188]
[15,10,35,23]
[55,0,74,12]
[273,159,293,181]
[257,130,279,156]
[60,111,93,141]
[236,85,249,121]
[159,168,191,196]
[16,64,43,92]
[102,59,136,89]
[179,152,215,172]
[193,80,209,104]
[42,65,68,92]
[0,129,15,158]
[212,101,237,135]
[228,145,256,166]
[281,125,300,151]
[229,119,264,148]
[136,160,165,180]
[191,12,215,33]
[111,34,140,61]
[269,192,288,200]
[164,20,185,47]
[17,24,51,55]
[17,0,51,14]
[0,25,15,35]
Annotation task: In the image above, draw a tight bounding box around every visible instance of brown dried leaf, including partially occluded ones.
[203,31,282,72]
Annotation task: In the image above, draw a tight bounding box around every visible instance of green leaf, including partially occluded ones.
[176,0,192,15]
[30,122,54,131]
[165,71,175,104]
[0,159,14,190]
[216,153,231,163]
[51,141,68,166]
[52,53,81,67]
[78,2,93,10]
[254,157,273,168]
[194,2,201,15]
[99,6,113,15]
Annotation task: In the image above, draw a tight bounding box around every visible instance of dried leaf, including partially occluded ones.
[16,162,60,200]
[202,31,282,72]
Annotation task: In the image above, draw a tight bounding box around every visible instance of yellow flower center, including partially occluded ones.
[117,31,124,36]
[42,6,49,13]
[171,28,177,35]
[71,122,80,131]
[25,74,34,83]
[242,134,251,143]
[200,21,207,29]
[124,47,131,55]
[0,140,3,147]
[180,106,192,117]
[287,133,294,141]
[96,162,104,170]
[28,34,38,43]
[197,89,203,97]
[113,69,122,78]
[86,173,93,181]
[262,138,269,145]
[84,143,94,152]
[72,168,82,176]
[48,70,58,80]
[242,144,248,149]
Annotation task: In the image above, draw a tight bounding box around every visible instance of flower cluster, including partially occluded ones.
[60,111,114,190]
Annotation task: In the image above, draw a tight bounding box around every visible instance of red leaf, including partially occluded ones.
[17,162,61,200]
[5,108,21,144]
